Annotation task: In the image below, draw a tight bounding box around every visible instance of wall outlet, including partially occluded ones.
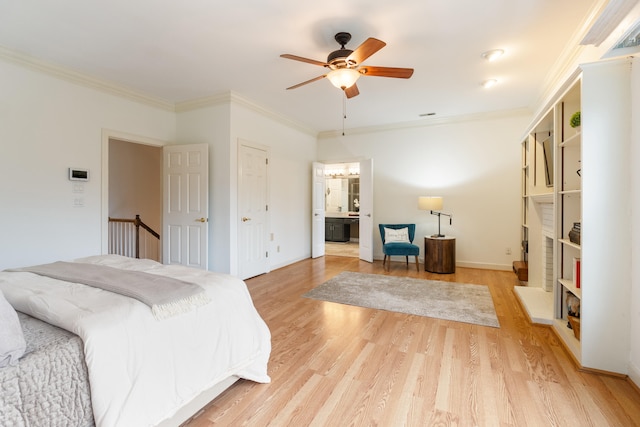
[505,247,512,255]
[277,245,280,252]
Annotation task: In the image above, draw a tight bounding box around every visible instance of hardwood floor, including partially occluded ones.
[324,241,360,257]
[186,256,640,426]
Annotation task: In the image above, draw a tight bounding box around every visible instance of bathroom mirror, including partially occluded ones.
[326,177,359,213]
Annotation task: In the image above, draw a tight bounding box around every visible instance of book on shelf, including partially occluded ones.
[573,257,581,289]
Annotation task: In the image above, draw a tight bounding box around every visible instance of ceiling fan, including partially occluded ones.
[280,32,414,98]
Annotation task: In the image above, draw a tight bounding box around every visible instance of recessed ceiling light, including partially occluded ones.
[482,79,498,89]
[481,49,504,61]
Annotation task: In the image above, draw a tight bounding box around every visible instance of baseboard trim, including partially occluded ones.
[455,261,512,271]
[544,312,629,380]
[628,363,640,392]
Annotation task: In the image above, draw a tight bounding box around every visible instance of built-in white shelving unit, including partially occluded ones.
[515,58,634,375]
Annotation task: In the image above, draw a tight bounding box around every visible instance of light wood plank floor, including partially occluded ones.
[186,256,640,426]
[324,241,360,257]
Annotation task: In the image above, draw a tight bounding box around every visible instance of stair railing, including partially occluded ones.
[108,214,160,261]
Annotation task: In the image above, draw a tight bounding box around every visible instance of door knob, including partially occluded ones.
[195,217,208,223]
[242,217,251,222]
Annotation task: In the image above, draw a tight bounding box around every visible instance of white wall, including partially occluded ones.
[230,100,317,273]
[176,102,232,273]
[0,59,175,270]
[176,95,317,275]
[317,112,531,270]
[629,56,640,386]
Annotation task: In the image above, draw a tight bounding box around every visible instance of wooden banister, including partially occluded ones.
[108,215,160,259]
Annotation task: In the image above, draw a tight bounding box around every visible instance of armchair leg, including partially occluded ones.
[415,256,419,272]
[383,255,388,271]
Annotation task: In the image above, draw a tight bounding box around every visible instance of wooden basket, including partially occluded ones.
[568,316,581,340]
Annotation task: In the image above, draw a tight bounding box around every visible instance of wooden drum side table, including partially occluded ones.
[424,236,456,273]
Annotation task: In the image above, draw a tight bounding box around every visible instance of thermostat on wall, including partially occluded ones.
[69,168,89,181]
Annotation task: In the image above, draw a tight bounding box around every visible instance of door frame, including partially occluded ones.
[100,129,168,254]
[311,162,326,258]
[314,158,374,262]
[237,139,271,279]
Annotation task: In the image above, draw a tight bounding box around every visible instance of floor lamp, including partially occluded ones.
[418,196,452,238]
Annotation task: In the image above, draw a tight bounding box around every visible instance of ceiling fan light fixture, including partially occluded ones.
[327,68,361,90]
[481,49,504,61]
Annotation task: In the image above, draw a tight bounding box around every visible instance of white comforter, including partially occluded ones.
[0,255,271,427]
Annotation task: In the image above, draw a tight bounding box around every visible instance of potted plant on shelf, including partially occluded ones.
[570,111,581,130]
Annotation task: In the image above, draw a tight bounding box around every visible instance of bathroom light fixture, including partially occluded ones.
[482,79,498,89]
[481,49,504,61]
[326,68,361,89]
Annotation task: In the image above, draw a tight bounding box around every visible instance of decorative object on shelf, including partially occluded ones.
[566,291,581,339]
[566,291,580,318]
[568,316,581,340]
[512,260,528,281]
[418,196,452,238]
[573,257,581,289]
[570,111,581,128]
[569,222,581,245]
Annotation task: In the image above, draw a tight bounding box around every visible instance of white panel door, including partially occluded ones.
[238,143,269,279]
[311,162,326,258]
[359,158,373,262]
[162,144,208,269]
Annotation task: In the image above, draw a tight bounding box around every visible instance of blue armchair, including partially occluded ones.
[379,224,420,271]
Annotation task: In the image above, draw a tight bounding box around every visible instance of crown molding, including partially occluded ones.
[1,45,318,136]
[0,45,175,112]
[317,107,532,139]
[529,1,607,122]
[581,0,639,46]
[176,91,317,137]
[174,92,233,111]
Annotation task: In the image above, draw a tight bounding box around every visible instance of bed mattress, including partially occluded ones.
[0,313,94,427]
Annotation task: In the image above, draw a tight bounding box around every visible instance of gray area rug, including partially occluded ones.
[303,271,500,328]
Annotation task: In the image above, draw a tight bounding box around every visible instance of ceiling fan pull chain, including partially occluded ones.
[342,91,347,136]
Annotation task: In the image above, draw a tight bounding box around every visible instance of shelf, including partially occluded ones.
[552,318,581,362]
[559,238,581,250]
[558,278,581,299]
[559,189,581,195]
[560,131,581,147]
[514,286,553,324]
[530,193,554,203]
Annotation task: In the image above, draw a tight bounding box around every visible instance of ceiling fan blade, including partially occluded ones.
[286,75,326,90]
[347,38,386,65]
[345,83,360,99]
[280,54,328,67]
[359,66,414,78]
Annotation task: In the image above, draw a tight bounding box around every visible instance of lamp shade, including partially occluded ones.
[418,196,443,211]
[327,68,360,89]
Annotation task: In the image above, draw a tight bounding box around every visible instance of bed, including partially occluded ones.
[0,254,271,427]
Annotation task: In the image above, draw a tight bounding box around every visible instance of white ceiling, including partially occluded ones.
[0,0,608,133]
